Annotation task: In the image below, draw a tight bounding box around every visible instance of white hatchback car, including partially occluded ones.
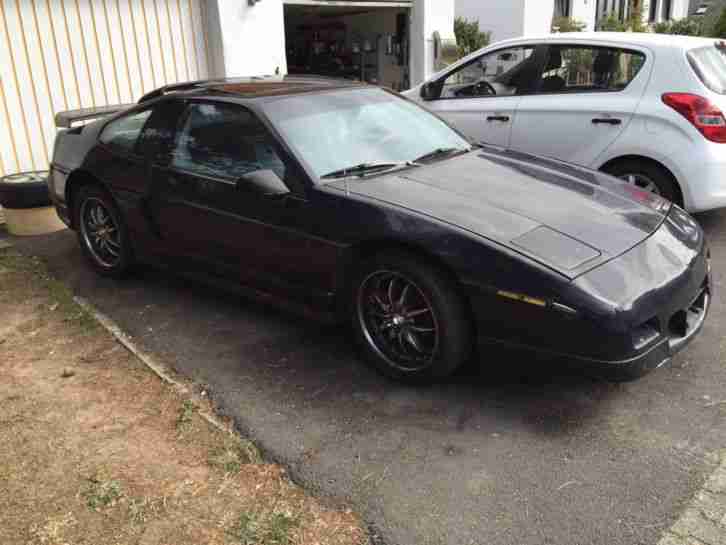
[404,32,726,212]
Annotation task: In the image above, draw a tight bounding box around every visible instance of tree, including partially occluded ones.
[454,17,491,58]
[551,16,587,32]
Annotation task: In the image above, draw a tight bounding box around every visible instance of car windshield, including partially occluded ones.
[688,44,726,94]
[261,87,471,180]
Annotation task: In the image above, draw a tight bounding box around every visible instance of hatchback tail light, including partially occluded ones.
[662,93,726,143]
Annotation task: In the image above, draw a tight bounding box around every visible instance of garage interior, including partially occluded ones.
[283,2,411,91]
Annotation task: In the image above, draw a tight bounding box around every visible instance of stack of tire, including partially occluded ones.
[0,171,66,236]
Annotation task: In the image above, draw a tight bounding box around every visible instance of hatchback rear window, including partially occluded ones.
[688,44,726,94]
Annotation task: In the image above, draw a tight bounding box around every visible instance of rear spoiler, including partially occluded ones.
[54,104,134,128]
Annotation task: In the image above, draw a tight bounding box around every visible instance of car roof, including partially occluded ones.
[139,75,367,104]
[498,31,720,51]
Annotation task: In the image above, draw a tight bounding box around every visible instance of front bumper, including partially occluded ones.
[573,282,710,381]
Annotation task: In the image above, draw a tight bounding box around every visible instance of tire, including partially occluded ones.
[73,184,134,277]
[0,171,51,209]
[350,250,472,384]
[602,159,681,205]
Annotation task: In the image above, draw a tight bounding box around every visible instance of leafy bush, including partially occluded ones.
[454,17,491,58]
[598,13,628,32]
[552,16,587,33]
[712,8,726,38]
[653,16,703,36]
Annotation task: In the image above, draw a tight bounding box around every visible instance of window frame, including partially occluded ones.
[98,106,155,158]
[532,43,648,97]
[423,44,547,102]
[168,99,304,195]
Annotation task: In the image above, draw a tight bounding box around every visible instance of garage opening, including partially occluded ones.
[283,2,411,91]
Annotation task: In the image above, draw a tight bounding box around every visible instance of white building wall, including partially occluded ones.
[456,0,527,43]
[206,0,287,78]
[523,0,555,36]
[411,0,457,85]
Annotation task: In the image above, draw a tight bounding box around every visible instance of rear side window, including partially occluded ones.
[536,46,645,94]
[688,45,726,94]
[99,109,152,154]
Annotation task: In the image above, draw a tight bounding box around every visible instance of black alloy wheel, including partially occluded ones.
[358,270,440,372]
[74,185,133,277]
[352,251,472,383]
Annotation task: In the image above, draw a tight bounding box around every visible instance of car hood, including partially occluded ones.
[329,148,670,278]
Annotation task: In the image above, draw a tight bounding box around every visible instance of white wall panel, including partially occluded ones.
[0,0,211,176]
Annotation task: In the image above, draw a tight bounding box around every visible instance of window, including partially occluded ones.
[688,45,726,94]
[437,46,536,99]
[554,0,570,17]
[262,88,470,179]
[536,46,645,94]
[137,100,187,161]
[99,109,152,154]
[649,0,658,22]
[171,103,287,182]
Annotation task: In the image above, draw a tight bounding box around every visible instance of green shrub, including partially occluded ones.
[454,17,491,58]
[653,16,703,36]
[552,16,587,33]
[712,8,726,38]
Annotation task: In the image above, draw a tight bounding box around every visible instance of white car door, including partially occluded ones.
[509,43,652,167]
[417,45,538,147]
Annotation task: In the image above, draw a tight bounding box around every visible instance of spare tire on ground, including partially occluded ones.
[0,171,65,236]
[0,171,52,209]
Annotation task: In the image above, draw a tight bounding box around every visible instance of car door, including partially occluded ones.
[509,43,651,167]
[418,45,540,147]
[152,101,338,303]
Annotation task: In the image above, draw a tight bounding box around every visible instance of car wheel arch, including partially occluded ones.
[599,155,684,206]
[337,239,475,325]
[65,170,112,229]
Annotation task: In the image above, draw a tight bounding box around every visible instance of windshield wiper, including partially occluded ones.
[414,146,471,163]
[320,161,417,180]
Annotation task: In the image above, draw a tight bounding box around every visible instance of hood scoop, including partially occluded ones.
[511,226,601,271]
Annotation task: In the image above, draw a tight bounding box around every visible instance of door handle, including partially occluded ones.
[592,118,622,125]
[487,115,510,122]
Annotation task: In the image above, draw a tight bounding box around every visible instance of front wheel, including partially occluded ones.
[351,251,472,384]
[74,185,133,277]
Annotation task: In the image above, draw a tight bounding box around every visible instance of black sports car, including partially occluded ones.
[49,77,710,383]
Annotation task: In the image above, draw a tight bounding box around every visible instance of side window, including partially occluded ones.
[536,46,645,94]
[171,103,287,182]
[438,46,536,99]
[137,100,187,161]
[99,109,153,154]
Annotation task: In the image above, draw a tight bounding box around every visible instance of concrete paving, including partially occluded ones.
[11,208,726,545]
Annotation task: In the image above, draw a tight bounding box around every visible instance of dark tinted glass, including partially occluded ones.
[99,109,152,153]
[171,103,286,181]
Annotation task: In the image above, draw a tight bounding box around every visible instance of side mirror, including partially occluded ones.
[238,169,290,198]
[421,82,436,101]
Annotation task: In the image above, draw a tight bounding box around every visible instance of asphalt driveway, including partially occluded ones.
[10,209,726,545]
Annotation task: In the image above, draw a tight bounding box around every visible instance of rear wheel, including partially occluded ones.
[351,251,472,383]
[602,159,681,205]
[74,185,133,277]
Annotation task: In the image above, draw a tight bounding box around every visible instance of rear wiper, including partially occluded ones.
[320,161,417,180]
[414,147,471,163]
